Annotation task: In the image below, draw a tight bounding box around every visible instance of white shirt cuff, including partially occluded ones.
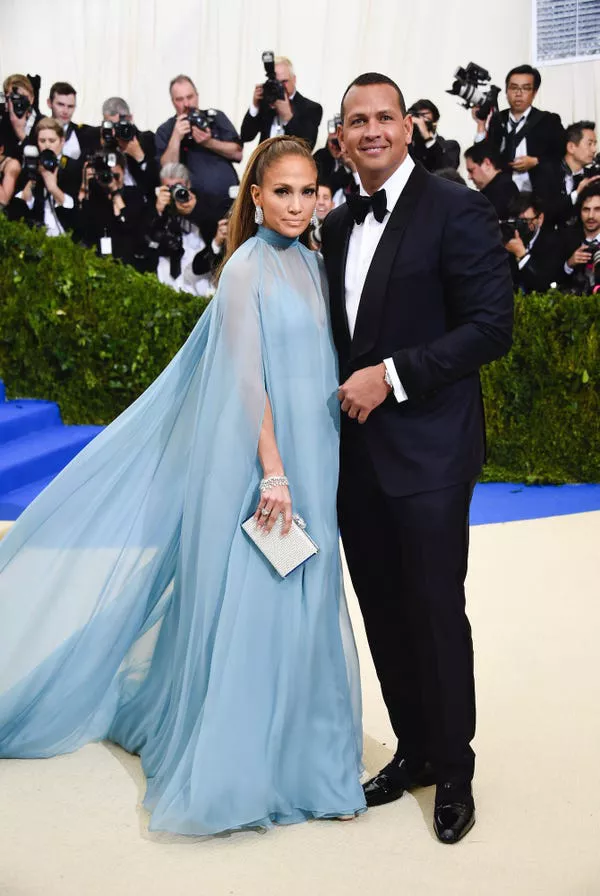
[564,262,574,275]
[474,131,486,143]
[211,239,222,255]
[425,137,437,149]
[249,104,259,117]
[571,191,578,205]
[384,358,408,403]
[18,191,35,210]
[58,193,74,209]
[517,253,530,270]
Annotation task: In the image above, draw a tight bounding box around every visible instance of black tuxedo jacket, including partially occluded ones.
[0,110,42,162]
[481,170,519,220]
[486,107,565,192]
[535,160,581,229]
[321,163,513,497]
[76,125,158,197]
[510,226,563,293]
[240,91,322,149]
[7,156,80,232]
[313,148,355,194]
[558,223,599,293]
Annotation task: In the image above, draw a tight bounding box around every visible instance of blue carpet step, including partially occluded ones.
[0,399,63,445]
[0,425,103,494]
[0,475,56,520]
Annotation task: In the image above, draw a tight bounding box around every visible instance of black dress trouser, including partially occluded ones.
[337,427,476,786]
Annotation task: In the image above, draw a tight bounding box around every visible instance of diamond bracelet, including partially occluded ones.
[259,476,289,492]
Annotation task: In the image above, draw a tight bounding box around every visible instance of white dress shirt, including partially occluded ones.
[344,154,415,403]
[62,123,82,160]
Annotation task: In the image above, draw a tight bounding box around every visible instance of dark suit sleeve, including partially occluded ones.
[127,130,159,197]
[538,113,565,165]
[392,190,513,397]
[284,99,322,150]
[240,109,263,143]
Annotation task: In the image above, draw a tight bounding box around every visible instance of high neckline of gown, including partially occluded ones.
[256,225,299,249]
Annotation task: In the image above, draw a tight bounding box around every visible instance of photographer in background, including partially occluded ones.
[145,162,223,295]
[75,149,146,269]
[464,141,519,219]
[537,121,600,230]
[408,99,460,171]
[473,65,564,194]
[309,181,334,251]
[156,75,242,224]
[7,117,78,236]
[560,182,600,295]
[503,192,562,293]
[0,74,41,162]
[46,81,93,164]
[241,54,322,150]
[314,118,356,200]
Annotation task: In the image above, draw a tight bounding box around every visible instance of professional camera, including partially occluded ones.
[583,154,600,180]
[446,62,500,121]
[499,217,532,245]
[100,120,118,151]
[327,115,342,150]
[261,51,285,106]
[7,90,32,119]
[147,214,184,257]
[22,146,40,179]
[187,108,217,132]
[39,148,60,172]
[168,183,191,204]
[91,151,118,186]
[407,104,436,135]
[114,116,135,142]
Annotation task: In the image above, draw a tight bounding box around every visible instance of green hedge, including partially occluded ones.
[0,216,598,482]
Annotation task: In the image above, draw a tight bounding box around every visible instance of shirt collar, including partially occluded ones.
[358,153,415,214]
[509,106,532,126]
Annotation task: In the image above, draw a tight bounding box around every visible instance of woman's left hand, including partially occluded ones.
[254,484,293,535]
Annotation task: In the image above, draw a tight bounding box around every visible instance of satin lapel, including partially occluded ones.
[327,206,353,357]
[350,164,428,362]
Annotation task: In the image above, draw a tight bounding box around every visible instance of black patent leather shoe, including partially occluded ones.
[363,759,436,807]
[433,783,475,844]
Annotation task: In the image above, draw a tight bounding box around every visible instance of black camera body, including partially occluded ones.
[187,108,217,132]
[447,62,500,121]
[499,217,533,245]
[101,120,118,151]
[91,151,118,187]
[147,214,184,257]
[583,155,600,180]
[39,148,60,172]
[261,51,286,107]
[9,90,31,119]
[169,183,191,204]
[114,116,134,142]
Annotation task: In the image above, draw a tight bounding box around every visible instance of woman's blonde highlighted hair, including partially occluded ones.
[218,135,316,279]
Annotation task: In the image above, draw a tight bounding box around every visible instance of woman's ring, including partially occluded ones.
[261,508,270,517]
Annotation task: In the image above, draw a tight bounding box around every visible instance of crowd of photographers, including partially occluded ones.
[1,56,599,296]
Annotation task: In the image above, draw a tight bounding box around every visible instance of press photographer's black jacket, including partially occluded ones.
[75,182,147,268]
[0,109,42,162]
[486,107,565,192]
[240,91,322,149]
[481,170,520,220]
[509,227,563,293]
[77,126,159,199]
[7,156,80,233]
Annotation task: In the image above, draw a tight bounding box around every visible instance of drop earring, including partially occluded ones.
[254,205,264,225]
[311,210,319,227]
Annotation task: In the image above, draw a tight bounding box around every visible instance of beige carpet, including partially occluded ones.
[1,512,599,896]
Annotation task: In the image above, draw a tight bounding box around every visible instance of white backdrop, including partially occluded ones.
[1,0,599,172]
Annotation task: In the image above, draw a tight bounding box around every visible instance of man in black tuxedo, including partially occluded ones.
[240,56,322,150]
[321,73,513,844]
[503,192,563,293]
[473,65,564,194]
[536,120,600,230]
[408,99,460,172]
[0,74,42,162]
[559,183,600,295]
[464,141,519,219]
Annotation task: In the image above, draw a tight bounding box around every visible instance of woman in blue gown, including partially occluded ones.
[0,136,366,835]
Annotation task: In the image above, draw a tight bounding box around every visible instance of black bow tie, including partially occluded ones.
[346,189,387,224]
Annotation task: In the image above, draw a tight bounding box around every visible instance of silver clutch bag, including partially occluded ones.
[241,513,319,578]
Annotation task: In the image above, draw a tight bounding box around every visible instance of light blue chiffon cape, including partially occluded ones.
[0,226,365,834]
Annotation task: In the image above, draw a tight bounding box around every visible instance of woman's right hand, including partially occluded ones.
[254,483,293,535]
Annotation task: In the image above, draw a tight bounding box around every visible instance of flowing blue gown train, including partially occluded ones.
[0,226,366,834]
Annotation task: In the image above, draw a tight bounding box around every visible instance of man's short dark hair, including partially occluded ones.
[577,181,600,208]
[464,141,503,170]
[505,65,541,91]
[565,120,596,148]
[317,179,333,195]
[49,81,76,100]
[507,191,544,218]
[435,167,466,186]
[408,98,440,122]
[340,73,406,121]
